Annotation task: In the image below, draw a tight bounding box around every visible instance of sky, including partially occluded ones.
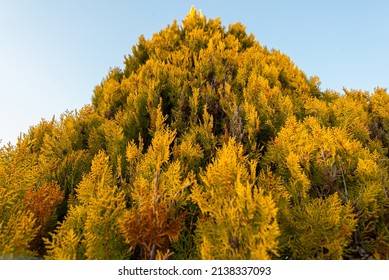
[1,0,388,145]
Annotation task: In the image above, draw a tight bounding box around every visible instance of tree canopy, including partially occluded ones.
[1,7,389,260]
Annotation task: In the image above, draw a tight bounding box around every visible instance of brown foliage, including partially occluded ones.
[24,183,64,251]
[119,202,186,259]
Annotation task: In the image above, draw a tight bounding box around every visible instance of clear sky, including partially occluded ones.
[1,0,388,145]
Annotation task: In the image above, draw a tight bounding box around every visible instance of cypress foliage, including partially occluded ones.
[1,7,388,259]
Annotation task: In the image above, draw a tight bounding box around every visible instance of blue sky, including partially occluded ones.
[1,0,388,145]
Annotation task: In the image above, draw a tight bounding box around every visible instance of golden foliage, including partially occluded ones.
[0,211,37,259]
[191,139,280,259]
[2,7,389,260]
[282,193,356,259]
[45,151,127,259]
[119,105,190,259]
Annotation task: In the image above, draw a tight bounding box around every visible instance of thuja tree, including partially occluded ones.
[2,7,389,259]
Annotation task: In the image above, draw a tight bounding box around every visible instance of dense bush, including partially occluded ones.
[1,7,388,259]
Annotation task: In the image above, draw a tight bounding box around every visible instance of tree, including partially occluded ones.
[2,7,389,260]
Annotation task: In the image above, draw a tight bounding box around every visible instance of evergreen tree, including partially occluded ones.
[1,6,388,259]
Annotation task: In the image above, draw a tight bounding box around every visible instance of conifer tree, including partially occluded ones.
[1,7,389,260]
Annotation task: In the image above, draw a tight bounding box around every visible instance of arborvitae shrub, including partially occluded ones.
[1,7,389,259]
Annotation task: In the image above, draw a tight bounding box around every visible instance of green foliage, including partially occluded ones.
[2,7,389,259]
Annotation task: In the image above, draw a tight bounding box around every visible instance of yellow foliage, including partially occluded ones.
[0,211,38,259]
[192,139,280,259]
[282,193,356,259]
[2,7,389,260]
[119,105,189,259]
[45,151,127,259]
